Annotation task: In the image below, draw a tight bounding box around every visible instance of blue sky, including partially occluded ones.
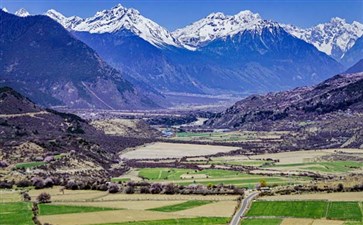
[1,0,363,31]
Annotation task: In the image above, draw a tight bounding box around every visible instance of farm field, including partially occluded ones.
[120,142,238,159]
[242,200,363,225]
[265,161,363,174]
[260,192,363,201]
[0,202,33,225]
[241,218,282,225]
[248,149,363,164]
[132,167,309,188]
[149,200,213,212]
[93,217,229,225]
[0,188,236,225]
[172,131,287,143]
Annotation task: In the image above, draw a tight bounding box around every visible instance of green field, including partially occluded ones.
[246,201,328,218]
[15,161,46,169]
[149,200,213,212]
[138,168,242,180]
[327,202,362,221]
[136,167,307,188]
[39,204,120,215]
[94,217,229,225]
[111,178,131,182]
[0,202,33,225]
[246,200,363,222]
[173,131,284,143]
[241,218,282,225]
[177,177,286,188]
[269,161,363,173]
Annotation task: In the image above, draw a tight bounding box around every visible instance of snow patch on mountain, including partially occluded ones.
[2,8,8,13]
[282,18,363,60]
[15,8,30,17]
[45,9,83,30]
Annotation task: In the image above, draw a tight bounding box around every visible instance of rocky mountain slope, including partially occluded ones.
[341,36,363,67]
[206,70,363,129]
[0,87,154,179]
[0,10,160,109]
[205,67,363,148]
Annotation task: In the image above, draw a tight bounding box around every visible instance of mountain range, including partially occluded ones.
[1,5,362,109]
[0,10,161,109]
[37,6,347,93]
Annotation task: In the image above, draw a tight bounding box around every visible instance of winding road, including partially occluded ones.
[230,191,259,225]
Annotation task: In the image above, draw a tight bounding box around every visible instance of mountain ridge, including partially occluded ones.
[0,10,160,109]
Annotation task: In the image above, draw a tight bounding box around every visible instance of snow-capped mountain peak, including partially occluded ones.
[172,10,269,48]
[45,4,180,48]
[15,8,30,17]
[45,9,83,30]
[2,8,8,13]
[282,18,363,60]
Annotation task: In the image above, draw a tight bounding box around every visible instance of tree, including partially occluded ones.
[37,192,51,204]
[21,192,31,201]
[163,183,176,194]
[125,186,134,194]
[150,183,162,194]
[108,183,120,193]
[259,179,267,188]
[337,183,344,192]
[31,177,45,189]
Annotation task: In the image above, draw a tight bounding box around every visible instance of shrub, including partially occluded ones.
[21,192,31,201]
[337,183,344,192]
[0,160,9,168]
[125,186,134,194]
[108,183,120,193]
[31,177,45,189]
[163,183,176,194]
[65,180,78,190]
[98,184,108,191]
[17,179,32,188]
[37,192,51,204]
[140,186,150,194]
[44,178,54,188]
[150,183,162,194]
[0,180,13,189]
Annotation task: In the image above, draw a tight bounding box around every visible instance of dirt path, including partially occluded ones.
[0,111,48,118]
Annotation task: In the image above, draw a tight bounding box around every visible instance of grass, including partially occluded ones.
[93,217,229,225]
[38,204,120,215]
[246,201,328,218]
[111,178,131,182]
[269,161,363,173]
[241,218,282,225]
[15,161,46,169]
[0,202,33,225]
[138,168,243,180]
[149,200,213,212]
[245,201,363,223]
[137,167,307,188]
[177,177,287,188]
[327,202,362,221]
